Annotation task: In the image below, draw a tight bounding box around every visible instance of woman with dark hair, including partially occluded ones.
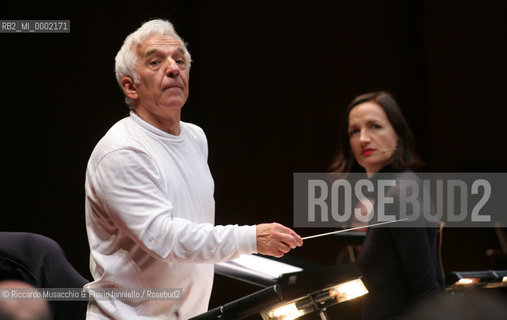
[330,91,443,319]
[329,91,423,174]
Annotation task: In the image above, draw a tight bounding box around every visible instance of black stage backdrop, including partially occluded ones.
[2,1,506,318]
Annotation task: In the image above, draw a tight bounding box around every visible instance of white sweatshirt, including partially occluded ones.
[84,112,257,319]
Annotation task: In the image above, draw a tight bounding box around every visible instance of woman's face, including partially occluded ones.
[348,101,398,176]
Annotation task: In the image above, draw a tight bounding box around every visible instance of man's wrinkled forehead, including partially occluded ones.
[134,33,185,57]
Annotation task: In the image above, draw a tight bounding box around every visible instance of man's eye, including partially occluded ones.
[372,124,382,129]
[150,61,160,66]
[175,59,185,65]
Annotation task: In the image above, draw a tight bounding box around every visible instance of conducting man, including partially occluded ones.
[84,19,302,319]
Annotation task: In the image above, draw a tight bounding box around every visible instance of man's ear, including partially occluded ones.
[120,76,138,100]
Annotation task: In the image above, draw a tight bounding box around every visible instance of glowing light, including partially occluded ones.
[329,278,369,303]
[456,278,479,285]
[261,302,305,320]
[261,278,369,319]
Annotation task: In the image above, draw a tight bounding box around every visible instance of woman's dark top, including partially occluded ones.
[356,167,444,320]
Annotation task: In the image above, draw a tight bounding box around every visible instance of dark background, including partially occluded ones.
[2,0,506,318]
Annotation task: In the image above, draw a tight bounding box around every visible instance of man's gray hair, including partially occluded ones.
[114,19,192,107]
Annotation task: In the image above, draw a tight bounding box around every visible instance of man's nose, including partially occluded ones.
[165,58,180,77]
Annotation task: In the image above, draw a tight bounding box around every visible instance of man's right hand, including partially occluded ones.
[256,223,303,258]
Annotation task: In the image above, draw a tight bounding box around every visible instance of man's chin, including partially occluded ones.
[159,102,186,111]
[161,94,187,107]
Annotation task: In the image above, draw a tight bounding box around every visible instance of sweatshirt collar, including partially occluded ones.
[129,111,185,143]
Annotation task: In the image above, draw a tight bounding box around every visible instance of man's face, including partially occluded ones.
[126,34,190,121]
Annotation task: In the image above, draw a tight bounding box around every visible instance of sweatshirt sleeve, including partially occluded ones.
[86,147,258,264]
